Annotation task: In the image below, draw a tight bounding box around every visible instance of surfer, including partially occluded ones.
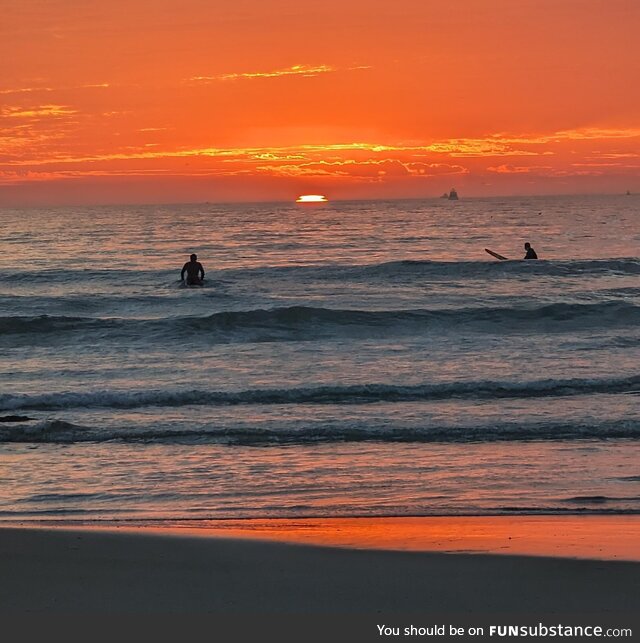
[524,242,538,260]
[181,253,205,285]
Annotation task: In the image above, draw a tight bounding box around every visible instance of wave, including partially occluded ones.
[2,301,639,341]
[1,375,638,412]
[1,258,639,286]
[344,257,640,280]
[562,495,640,504]
[1,417,639,445]
[0,268,169,284]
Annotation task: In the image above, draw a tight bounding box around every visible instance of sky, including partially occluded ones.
[1,0,639,205]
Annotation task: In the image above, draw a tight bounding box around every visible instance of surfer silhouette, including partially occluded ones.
[181,253,205,285]
[524,242,538,260]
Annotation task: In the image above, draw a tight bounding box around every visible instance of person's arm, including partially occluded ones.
[199,262,205,279]
[181,263,187,280]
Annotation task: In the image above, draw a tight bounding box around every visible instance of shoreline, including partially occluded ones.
[4,514,640,561]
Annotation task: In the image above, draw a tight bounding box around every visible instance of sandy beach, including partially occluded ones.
[1,518,639,617]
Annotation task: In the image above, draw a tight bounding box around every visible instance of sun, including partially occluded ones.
[296,194,328,203]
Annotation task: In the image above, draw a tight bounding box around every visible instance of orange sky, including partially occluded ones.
[1,0,639,205]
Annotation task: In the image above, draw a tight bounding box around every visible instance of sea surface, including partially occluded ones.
[1,195,639,523]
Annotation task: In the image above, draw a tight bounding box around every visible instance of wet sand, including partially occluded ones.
[140,515,640,561]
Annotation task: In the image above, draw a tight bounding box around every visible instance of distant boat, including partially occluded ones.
[626,190,632,195]
[440,192,449,199]
[448,188,459,200]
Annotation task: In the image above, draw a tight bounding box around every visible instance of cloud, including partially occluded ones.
[486,162,639,177]
[256,158,468,181]
[0,87,54,95]
[1,104,77,118]
[588,152,640,159]
[0,83,110,95]
[2,126,638,186]
[556,127,640,141]
[0,167,251,184]
[188,64,335,83]
[487,164,553,174]
[187,63,370,83]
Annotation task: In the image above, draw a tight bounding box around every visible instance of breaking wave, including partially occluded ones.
[1,417,639,445]
[1,375,638,412]
[1,301,639,341]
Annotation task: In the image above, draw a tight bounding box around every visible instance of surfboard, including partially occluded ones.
[485,248,509,261]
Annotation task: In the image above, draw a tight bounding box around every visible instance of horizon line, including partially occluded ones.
[0,191,635,210]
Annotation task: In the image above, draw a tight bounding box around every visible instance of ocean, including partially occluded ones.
[1,194,639,523]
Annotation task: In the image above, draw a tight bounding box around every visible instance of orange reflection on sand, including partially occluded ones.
[156,516,640,561]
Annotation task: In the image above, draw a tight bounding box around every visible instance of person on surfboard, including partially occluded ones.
[181,253,205,285]
[485,243,539,261]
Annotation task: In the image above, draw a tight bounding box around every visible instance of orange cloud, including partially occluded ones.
[189,64,336,83]
[256,159,468,181]
[0,87,55,95]
[588,153,640,160]
[1,122,638,198]
[0,84,110,95]
[487,164,553,174]
[1,104,77,119]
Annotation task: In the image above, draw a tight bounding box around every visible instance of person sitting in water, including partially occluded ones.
[524,242,538,260]
[181,253,205,285]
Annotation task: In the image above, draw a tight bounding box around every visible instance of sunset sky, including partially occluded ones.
[1,0,639,205]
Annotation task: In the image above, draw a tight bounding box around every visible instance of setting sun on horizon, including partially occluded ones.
[296,194,328,203]
[1,0,639,206]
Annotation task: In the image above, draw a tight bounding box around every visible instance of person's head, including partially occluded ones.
[524,242,531,250]
[190,253,197,261]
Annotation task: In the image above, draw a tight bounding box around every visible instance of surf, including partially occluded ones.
[2,416,640,445]
[2,301,639,341]
[1,374,638,412]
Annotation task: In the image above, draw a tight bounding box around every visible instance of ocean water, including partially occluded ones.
[1,195,639,522]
